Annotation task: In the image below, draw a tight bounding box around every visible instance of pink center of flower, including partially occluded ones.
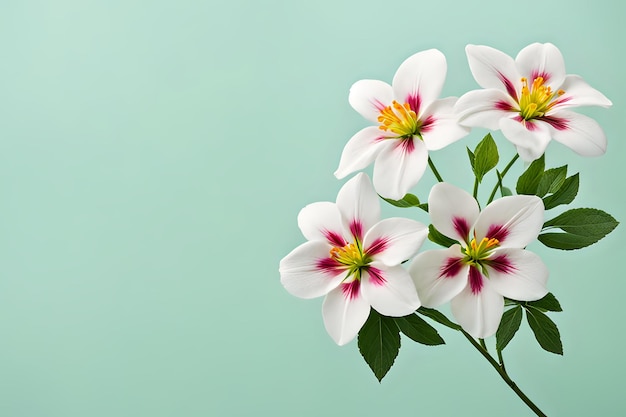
[517,76,565,121]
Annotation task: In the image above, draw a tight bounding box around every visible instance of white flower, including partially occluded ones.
[335,50,469,200]
[409,183,548,338]
[456,43,612,162]
[280,173,427,345]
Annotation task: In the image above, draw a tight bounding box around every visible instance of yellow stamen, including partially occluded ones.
[377,100,419,136]
[517,76,564,121]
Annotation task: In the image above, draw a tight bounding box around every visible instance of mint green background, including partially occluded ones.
[0,1,623,416]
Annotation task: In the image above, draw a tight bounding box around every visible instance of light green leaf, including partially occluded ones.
[381,193,427,211]
[428,224,457,248]
[536,166,567,197]
[394,314,445,346]
[540,208,618,250]
[496,305,522,351]
[357,309,401,382]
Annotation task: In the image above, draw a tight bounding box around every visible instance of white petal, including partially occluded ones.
[486,248,549,301]
[465,44,521,98]
[515,43,566,89]
[553,75,612,110]
[474,194,544,249]
[297,202,347,245]
[420,97,470,151]
[322,284,371,345]
[372,137,428,200]
[349,79,394,123]
[451,279,504,339]
[428,182,479,244]
[499,117,552,162]
[392,49,447,114]
[336,172,380,241]
[547,110,608,157]
[409,245,469,308]
[334,126,393,179]
[455,89,517,130]
[280,241,346,299]
[362,264,421,317]
[363,217,428,266]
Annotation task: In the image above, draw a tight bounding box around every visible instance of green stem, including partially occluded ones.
[487,154,520,204]
[473,177,479,200]
[428,157,444,183]
[461,330,547,417]
[479,337,487,352]
[497,348,507,373]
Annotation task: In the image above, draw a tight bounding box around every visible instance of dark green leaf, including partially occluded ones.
[536,166,567,197]
[381,193,421,208]
[538,232,603,250]
[525,307,563,355]
[542,174,579,209]
[467,147,475,171]
[357,309,401,382]
[540,208,619,250]
[526,293,563,312]
[417,307,462,330]
[496,306,522,351]
[394,314,445,346]
[472,133,499,182]
[428,224,458,248]
[516,154,545,195]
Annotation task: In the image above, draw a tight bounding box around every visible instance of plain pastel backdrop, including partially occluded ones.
[0,0,623,416]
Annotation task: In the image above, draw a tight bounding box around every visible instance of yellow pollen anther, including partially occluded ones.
[465,237,500,262]
[377,100,419,137]
[517,76,564,121]
[330,243,366,266]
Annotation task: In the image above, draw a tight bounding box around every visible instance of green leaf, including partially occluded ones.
[394,314,445,346]
[501,186,512,197]
[525,292,563,312]
[381,193,421,208]
[536,166,567,197]
[428,224,458,248]
[542,173,579,209]
[417,307,462,330]
[525,307,563,355]
[357,309,401,382]
[540,208,619,250]
[472,133,499,182]
[516,154,545,195]
[496,305,522,351]
[467,147,475,171]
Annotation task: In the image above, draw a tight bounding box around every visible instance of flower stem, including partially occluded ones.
[487,154,520,204]
[473,177,479,200]
[428,157,444,183]
[461,330,547,417]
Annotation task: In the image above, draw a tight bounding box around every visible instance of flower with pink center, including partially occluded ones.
[455,43,612,161]
[334,49,470,200]
[409,183,549,338]
[279,173,428,345]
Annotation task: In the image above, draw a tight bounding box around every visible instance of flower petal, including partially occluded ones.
[450,279,504,338]
[334,126,393,179]
[515,43,566,89]
[552,75,612,110]
[465,44,521,99]
[372,137,428,200]
[547,110,608,157]
[297,202,346,246]
[349,79,394,123]
[428,182,479,244]
[279,241,346,299]
[363,217,428,265]
[499,117,552,162]
[322,283,371,345]
[336,172,380,241]
[455,89,517,130]
[486,248,549,301]
[420,97,470,151]
[362,264,421,317]
[474,194,544,249]
[392,49,447,114]
[409,245,469,308]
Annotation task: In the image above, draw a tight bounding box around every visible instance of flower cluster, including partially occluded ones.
[279,42,616,415]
